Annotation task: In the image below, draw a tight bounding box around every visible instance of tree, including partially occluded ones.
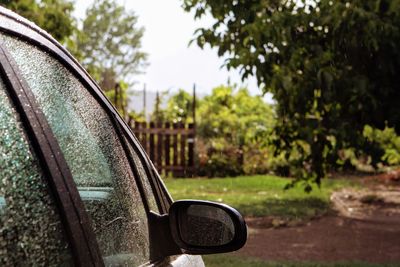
[150,89,196,123]
[196,86,274,176]
[164,89,195,123]
[73,0,147,90]
[153,86,274,176]
[150,91,169,122]
[182,0,400,189]
[0,0,75,43]
[102,81,132,118]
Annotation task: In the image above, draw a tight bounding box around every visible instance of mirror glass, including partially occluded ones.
[178,204,235,247]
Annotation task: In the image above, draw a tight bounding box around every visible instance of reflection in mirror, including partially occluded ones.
[179,204,235,247]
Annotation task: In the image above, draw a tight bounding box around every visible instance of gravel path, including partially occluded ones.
[235,185,400,264]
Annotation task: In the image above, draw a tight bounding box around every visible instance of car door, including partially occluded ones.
[0,60,75,267]
[0,9,204,266]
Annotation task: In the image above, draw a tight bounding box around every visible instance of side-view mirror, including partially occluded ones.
[168,200,247,254]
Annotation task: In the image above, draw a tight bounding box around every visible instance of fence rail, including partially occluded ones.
[129,120,195,177]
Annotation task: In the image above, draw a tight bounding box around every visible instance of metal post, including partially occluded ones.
[192,83,197,176]
[193,83,196,126]
[143,83,147,121]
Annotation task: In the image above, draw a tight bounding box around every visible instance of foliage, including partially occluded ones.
[150,91,169,122]
[166,89,195,123]
[149,89,196,123]
[363,125,400,166]
[73,0,147,86]
[182,0,400,189]
[0,0,75,43]
[127,110,146,123]
[196,86,274,176]
[196,139,244,177]
[103,81,133,119]
[70,0,147,115]
[153,86,274,177]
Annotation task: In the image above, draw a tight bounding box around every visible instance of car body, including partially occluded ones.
[0,6,246,267]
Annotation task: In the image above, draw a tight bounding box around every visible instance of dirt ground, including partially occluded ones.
[235,180,400,264]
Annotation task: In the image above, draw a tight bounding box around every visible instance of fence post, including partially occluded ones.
[188,123,195,177]
[179,123,186,177]
[149,121,155,163]
[172,123,179,176]
[156,121,163,173]
[140,121,147,151]
[164,122,171,177]
[130,119,196,178]
[192,84,197,176]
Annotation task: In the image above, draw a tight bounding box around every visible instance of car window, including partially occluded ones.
[0,78,73,266]
[1,34,156,266]
[122,135,160,212]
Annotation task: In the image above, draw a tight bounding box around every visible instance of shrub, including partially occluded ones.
[363,125,400,166]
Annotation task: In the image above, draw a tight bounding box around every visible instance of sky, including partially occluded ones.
[74,0,272,102]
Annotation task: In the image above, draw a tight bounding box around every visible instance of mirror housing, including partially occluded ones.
[169,200,247,254]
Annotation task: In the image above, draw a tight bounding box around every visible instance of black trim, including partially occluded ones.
[0,43,103,267]
[117,123,169,213]
[112,117,151,212]
[0,8,171,214]
[148,212,182,260]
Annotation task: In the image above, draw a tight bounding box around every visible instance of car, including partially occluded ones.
[0,6,247,267]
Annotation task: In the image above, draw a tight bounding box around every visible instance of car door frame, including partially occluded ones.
[0,7,184,266]
[0,37,103,266]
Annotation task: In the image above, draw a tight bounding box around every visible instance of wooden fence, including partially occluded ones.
[129,120,196,177]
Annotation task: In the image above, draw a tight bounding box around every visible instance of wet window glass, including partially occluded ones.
[2,34,152,266]
[0,78,72,266]
[180,205,235,247]
[123,135,160,213]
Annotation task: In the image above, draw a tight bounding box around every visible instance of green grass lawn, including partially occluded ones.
[202,255,398,267]
[164,175,392,267]
[164,175,357,219]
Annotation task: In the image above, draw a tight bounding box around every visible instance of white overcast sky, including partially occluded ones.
[74,0,272,101]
